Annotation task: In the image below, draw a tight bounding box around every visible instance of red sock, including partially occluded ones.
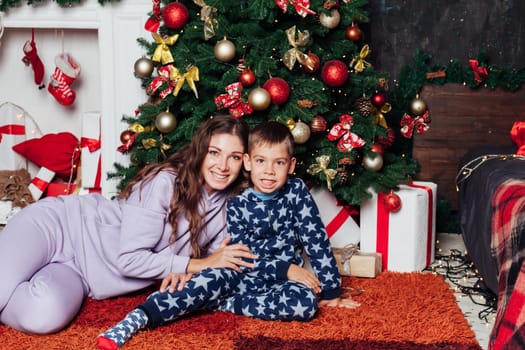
[22,28,45,89]
[96,336,118,350]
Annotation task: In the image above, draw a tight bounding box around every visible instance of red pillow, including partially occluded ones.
[12,132,80,181]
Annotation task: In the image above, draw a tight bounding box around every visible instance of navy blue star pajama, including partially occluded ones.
[138,178,341,328]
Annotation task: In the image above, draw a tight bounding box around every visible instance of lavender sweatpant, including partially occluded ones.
[0,200,86,334]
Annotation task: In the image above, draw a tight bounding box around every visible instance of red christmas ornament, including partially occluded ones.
[162,2,190,30]
[263,77,291,105]
[310,115,327,133]
[345,25,362,41]
[371,92,386,107]
[321,60,349,87]
[120,130,136,144]
[302,51,321,73]
[383,191,402,213]
[239,68,256,87]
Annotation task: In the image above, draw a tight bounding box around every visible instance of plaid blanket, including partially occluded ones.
[489,179,525,349]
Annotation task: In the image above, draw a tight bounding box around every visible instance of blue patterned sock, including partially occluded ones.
[96,308,148,350]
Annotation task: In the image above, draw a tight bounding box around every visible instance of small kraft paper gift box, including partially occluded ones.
[80,111,102,192]
[359,181,437,272]
[332,245,382,278]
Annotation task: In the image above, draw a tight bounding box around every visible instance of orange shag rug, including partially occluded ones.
[0,272,481,350]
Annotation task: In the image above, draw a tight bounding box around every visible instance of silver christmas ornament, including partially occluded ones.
[155,111,177,133]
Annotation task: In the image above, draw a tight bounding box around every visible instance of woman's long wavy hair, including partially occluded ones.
[119,115,249,257]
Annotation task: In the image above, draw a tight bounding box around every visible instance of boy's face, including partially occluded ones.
[243,142,296,194]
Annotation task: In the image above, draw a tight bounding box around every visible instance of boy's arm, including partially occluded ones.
[294,179,342,300]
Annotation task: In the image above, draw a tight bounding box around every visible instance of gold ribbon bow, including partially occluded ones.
[373,102,391,128]
[193,0,218,40]
[142,138,157,149]
[282,26,311,71]
[152,33,179,65]
[307,155,338,191]
[173,66,200,98]
[350,44,371,73]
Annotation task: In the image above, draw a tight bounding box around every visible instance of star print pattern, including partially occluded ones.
[227,177,341,299]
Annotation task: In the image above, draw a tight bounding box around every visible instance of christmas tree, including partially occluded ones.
[109,0,418,206]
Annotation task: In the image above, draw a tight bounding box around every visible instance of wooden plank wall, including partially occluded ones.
[412,84,525,210]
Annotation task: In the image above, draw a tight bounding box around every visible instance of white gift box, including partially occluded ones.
[359,181,437,272]
[28,167,56,200]
[310,187,360,248]
[0,102,41,172]
[80,111,102,189]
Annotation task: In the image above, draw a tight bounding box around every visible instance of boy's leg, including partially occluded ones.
[220,280,318,321]
[97,268,240,349]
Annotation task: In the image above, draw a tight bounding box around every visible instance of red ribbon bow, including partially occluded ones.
[327,114,366,152]
[144,0,161,33]
[469,59,488,83]
[214,82,253,118]
[511,121,525,156]
[146,65,177,99]
[400,110,431,138]
[275,0,316,17]
[80,136,101,153]
[117,132,137,153]
[0,124,26,143]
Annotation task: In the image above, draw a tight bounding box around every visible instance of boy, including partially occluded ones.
[97,121,358,350]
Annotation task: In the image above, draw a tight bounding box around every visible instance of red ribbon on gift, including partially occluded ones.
[469,59,488,83]
[31,176,50,192]
[80,136,102,189]
[325,204,358,238]
[510,121,525,156]
[0,124,25,143]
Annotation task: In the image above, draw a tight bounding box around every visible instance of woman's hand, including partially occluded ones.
[319,296,360,309]
[286,264,322,294]
[187,236,257,273]
[160,272,193,293]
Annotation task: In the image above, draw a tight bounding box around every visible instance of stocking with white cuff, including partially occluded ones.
[48,53,81,106]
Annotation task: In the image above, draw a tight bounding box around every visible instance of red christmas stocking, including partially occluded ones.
[22,29,45,89]
[48,53,81,106]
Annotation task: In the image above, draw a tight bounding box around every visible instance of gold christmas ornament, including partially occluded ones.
[410,95,427,115]
[319,9,341,29]
[134,57,154,78]
[214,37,236,62]
[248,87,271,111]
[155,111,177,133]
[362,153,383,171]
[291,120,311,144]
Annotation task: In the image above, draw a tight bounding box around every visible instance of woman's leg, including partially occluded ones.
[0,262,86,334]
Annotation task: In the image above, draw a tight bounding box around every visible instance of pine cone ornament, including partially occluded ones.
[354,97,375,117]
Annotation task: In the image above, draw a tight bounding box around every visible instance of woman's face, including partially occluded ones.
[201,133,245,194]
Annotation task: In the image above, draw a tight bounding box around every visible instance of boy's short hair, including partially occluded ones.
[249,121,295,156]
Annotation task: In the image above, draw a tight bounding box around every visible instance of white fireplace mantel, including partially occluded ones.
[3,0,151,197]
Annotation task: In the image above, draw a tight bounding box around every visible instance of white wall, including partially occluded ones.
[0,27,100,136]
[0,0,152,196]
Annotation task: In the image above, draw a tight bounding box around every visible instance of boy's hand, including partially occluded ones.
[286,264,321,294]
[319,296,360,309]
[160,272,193,293]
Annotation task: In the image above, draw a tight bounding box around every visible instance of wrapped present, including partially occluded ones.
[310,187,360,248]
[28,167,55,200]
[80,111,102,190]
[332,245,382,278]
[359,181,437,272]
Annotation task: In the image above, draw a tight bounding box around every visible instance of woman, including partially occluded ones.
[0,115,255,334]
